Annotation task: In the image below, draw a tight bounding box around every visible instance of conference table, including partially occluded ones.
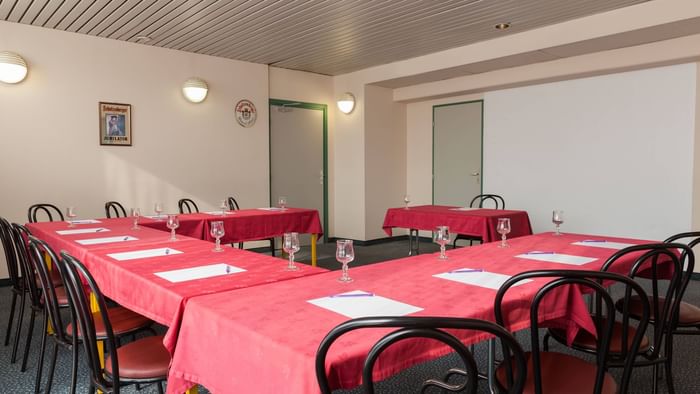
[382,205,532,254]
[167,231,655,394]
[26,215,328,353]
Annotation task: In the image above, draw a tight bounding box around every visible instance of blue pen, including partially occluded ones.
[527,251,555,255]
[331,292,374,298]
[164,249,170,255]
[450,269,484,273]
[225,265,231,274]
[96,228,104,232]
[123,237,129,241]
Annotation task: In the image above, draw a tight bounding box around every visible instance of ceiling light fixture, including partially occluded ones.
[337,92,355,114]
[495,22,511,30]
[0,51,28,84]
[182,78,209,103]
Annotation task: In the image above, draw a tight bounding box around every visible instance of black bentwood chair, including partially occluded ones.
[496,269,650,394]
[316,316,526,394]
[227,195,275,255]
[453,194,505,249]
[59,252,169,394]
[0,217,24,351]
[544,243,689,394]
[28,203,64,223]
[104,201,128,218]
[177,198,199,214]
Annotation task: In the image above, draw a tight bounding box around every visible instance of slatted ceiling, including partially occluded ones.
[0,0,651,76]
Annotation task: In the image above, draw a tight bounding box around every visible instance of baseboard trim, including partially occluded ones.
[0,278,12,287]
[691,273,700,281]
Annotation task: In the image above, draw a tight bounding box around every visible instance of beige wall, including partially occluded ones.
[0,21,269,279]
[268,67,335,236]
[364,85,406,240]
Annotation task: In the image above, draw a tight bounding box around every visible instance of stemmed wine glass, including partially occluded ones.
[552,210,564,236]
[131,208,141,230]
[154,202,163,219]
[403,194,410,209]
[283,232,300,271]
[166,214,179,241]
[219,199,228,216]
[278,196,287,209]
[336,240,355,283]
[210,221,225,252]
[433,226,450,260]
[496,218,511,248]
[66,207,77,227]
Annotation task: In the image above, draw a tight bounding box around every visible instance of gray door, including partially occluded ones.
[433,101,483,206]
[270,101,326,245]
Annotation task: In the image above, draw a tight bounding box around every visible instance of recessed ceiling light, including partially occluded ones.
[495,22,511,30]
[134,35,151,42]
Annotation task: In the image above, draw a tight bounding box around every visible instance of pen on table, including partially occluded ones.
[164,249,170,255]
[123,236,129,241]
[449,269,484,273]
[330,293,374,298]
[526,251,555,255]
[225,265,231,274]
[96,228,104,232]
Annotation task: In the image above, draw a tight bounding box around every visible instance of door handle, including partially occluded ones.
[471,172,480,176]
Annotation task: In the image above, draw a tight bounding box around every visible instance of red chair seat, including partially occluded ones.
[66,306,151,338]
[549,320,650,354]
[618,295,700,326]
[496,351,617,394]
[105,335,169,380]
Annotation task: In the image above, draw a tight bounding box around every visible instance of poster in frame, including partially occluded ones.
[99,102,132,146]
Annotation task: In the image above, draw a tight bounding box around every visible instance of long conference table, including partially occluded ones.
[166,231,656,393]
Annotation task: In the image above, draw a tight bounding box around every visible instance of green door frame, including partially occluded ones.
[269,99,328,242]
[432,99,484,204]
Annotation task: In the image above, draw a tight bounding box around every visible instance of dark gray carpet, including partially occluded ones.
[1,238,699,393]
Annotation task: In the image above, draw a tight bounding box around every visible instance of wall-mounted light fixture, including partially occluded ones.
[182,78,208,103]
[0,52,28,84]
[337,92,355,114]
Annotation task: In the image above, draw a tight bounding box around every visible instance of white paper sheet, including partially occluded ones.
[515,252,597,266]
[142,215,167,220]
[67,219,102,224]
[154,263,246,283]
[203,211,235,216]
[257,207,287,211]
[75,236,138,245]
[572,240,636,250]
[448,207,480,211]
[56,228,110,235]
[433,269,532,290]
[307,290,423,318]
[107,247,183,261]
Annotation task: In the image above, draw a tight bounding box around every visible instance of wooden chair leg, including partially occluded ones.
[21,309,38,371]
[4,291,18,346]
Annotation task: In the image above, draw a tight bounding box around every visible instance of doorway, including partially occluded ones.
[433,100,484,206]
[269,99,328,244]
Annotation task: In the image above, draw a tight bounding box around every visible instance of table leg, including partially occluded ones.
[311,234,317,267]
[89,292,105,394]
[43,252,55,335]
[186,386,199,394]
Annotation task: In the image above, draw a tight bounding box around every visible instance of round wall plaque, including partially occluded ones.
[235,99,257,127]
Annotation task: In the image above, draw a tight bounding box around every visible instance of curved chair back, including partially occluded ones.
[469,194,505,209]
[602,243,689,362]
[10,224,43,308]
[178,198,199,214]
[28,236,74,343]
[0,218,22,291]
[316,316,526,394]
[28,203,64,223]
[227,197,241,211]
[663,232,700,307]
[104,201,127,218]
[58,252,121,393]
[495,269,650,394]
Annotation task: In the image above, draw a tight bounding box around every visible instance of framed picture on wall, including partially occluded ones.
[99,102,132,146]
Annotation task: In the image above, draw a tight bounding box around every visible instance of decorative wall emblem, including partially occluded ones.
[235,99,257,127]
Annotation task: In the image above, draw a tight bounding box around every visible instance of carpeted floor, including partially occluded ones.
[1,238,699,393]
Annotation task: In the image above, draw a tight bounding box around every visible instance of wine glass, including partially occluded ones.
[403,194,410,209]
[154,202,163,219]
[219,199,228,216]
[283,232,301,271]
[552,210,564,236]
[433,226,450,260]
[130,208,141,230]
[66,207,77,227]
[336,240,355,283]
[278,196,287,209]
[210,221,225,252]
[166,214,179,241]
[496,218,511,248]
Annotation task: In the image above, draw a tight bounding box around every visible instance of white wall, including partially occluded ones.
[0,21,270,278]
[483,63,696,240]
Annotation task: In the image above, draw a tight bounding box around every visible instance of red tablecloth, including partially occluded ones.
[167,232,652,394]
[382,205,532,242]
[200,208,324,243]
[139,214,208,240]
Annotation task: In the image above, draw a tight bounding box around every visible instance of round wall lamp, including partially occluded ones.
[337,92,355,114]
[182,78,208,103]
[0,51,28,84]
